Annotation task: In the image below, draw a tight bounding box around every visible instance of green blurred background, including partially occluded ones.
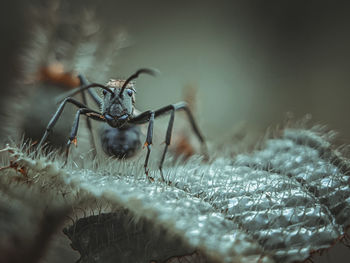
[109,1,350,142]
[1,0,349,142]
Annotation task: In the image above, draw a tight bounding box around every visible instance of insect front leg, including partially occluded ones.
[144,111,155,181]
[130,102,208,182]
[129,110,155,181]
[37,97,94,149]
[64,108,105,164]
[155,102,208,181]
[77,74,103,158]
[162,102,209,161]
[158,109,175,182]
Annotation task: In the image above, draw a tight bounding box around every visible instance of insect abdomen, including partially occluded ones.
[100,124,142,159]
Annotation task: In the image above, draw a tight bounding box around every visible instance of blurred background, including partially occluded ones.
[0,0,349,145]
[0,1,349,263]
[114,0,350,143]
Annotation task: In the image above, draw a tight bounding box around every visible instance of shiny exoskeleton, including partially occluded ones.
[37,69,208,181]
[98,78,143,159]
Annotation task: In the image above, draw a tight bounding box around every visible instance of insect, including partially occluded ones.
[37,68,208,181]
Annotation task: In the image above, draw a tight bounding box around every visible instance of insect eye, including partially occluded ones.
[127,89,133,97]
[102,90,107,96]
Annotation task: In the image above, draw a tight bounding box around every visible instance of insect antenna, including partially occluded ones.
[118,68,158,98]
[56,83,114,103]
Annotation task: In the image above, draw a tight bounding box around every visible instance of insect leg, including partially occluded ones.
[64,109,105,163]
[170,102,208,160]
[144,111,155,181]
[154,101,208,160]
[78,74,101,157]
[132,102,206,151]
[130,101,208,181]
[128,110,155,180]
[158,109,175,182]
[37,98,100,149]
[155,102,208,181]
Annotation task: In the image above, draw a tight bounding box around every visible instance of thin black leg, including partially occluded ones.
[130,101,209,180]
[143,111,154,181]
[155,102,206,144]
[131,102,208,156]
[131,102,205,145]
[81,90,97,156]
[171,102,209,161]
[37,97,100,149]
[64,108,104,163]
[78,75,99,157]
[159,109,175,182]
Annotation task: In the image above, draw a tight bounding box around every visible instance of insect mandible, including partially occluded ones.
[37,69,208,181]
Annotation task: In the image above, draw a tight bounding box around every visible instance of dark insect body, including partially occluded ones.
[37,69,208,181]
[100,122,142,159]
